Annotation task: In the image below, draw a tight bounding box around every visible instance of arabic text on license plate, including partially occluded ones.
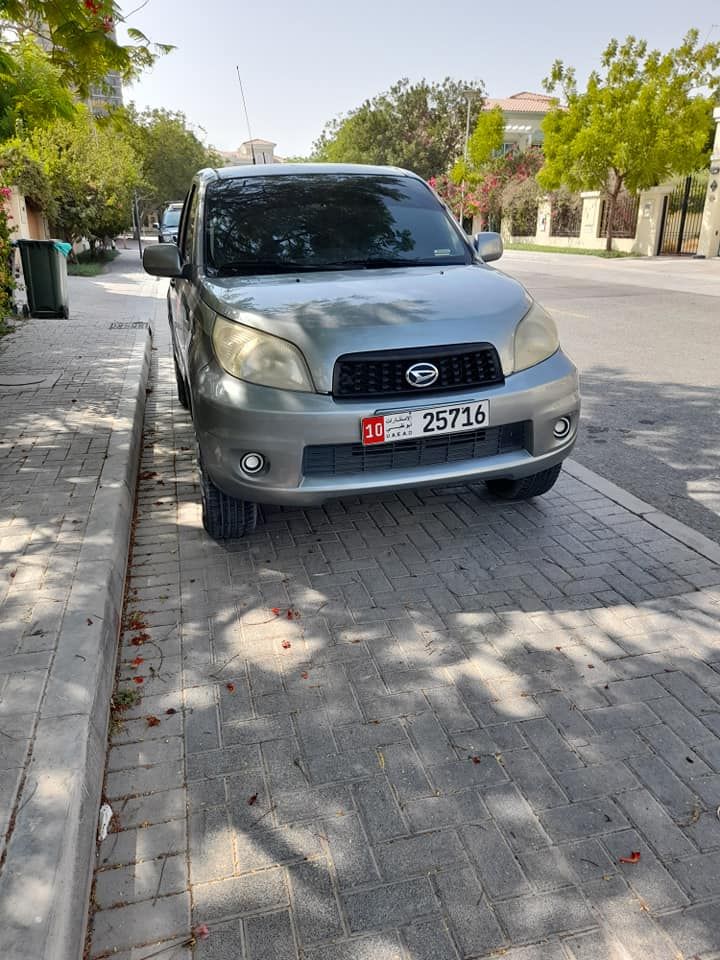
[361,400,489,445]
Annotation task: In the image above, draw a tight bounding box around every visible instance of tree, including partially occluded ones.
[451,105,505,184]
[121,107,220,218]
[313,78,485,180]
[30,108,141,249]
[0,38,77,141]
[0,0,172,95]
[538,30,720,249]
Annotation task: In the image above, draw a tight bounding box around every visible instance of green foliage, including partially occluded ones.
[0,38,78,141]
[538,30,720,246]
[467,106,504,169]
[30,108,141,243]
[0,140,54,215]
[0,0,173,95]
[120,106,220,216]
[0,185,14,318]
[313,78,485,181]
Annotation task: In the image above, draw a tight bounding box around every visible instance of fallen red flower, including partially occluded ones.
[281,640,291,649]
[131,656,144,668]
[226,683,236,693]
[619,851,641,864]
[192,922,210,940]
[146,715,160,727]
[471,756,481,765]
[133,676,144,684]
[271,607,280,616]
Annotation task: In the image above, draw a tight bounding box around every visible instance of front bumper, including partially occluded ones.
[191,350,580,506]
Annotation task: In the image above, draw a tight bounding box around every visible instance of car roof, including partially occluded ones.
[202,162,421,182]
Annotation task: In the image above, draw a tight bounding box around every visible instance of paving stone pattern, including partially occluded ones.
[89,323,720,960]
[0,269,159,868]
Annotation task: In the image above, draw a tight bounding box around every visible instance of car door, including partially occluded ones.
[169,185,200,381]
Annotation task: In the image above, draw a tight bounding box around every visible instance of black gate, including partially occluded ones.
[657,173,708,255]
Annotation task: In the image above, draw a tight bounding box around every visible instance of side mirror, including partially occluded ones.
[473,231,503,263]
[143,242,183,278]
[152,221,160,230]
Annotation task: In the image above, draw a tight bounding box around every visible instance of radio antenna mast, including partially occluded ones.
[236,66,256,164]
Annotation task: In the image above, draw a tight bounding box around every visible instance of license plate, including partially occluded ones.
[361,400,490,445]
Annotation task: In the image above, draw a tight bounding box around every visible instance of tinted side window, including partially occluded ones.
[180,187,199,263]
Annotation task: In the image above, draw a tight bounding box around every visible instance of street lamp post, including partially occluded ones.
[459,95,472,231]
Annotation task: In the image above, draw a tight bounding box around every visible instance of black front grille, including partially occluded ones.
[303,422,527,477]
[333,343,504,399]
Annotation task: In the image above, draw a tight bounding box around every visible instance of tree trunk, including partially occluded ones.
[605,175,623,252]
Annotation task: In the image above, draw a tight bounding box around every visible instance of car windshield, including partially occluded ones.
[204,174,470,275]
[162,209,181,228]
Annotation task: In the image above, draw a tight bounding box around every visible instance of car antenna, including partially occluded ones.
[236,66,256,164]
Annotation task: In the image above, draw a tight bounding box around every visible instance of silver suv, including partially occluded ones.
[143,164,579,539]
[156,202,183,243]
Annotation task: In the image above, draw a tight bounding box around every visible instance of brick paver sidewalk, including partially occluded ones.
[0,251,164,957]
[89,321,720,960]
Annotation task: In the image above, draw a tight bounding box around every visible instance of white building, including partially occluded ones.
[218,139,282,166]
[483,91,555,152]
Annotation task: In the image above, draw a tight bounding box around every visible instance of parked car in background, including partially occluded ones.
[155,202,184,243]
[143,164,580,539]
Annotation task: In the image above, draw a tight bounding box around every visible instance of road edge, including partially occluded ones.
[0,330,152,960]
[565,459,720,564]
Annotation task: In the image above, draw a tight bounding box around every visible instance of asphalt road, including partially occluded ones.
[501,250,720,544]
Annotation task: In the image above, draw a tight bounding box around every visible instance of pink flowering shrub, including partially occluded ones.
[431,147,544,230]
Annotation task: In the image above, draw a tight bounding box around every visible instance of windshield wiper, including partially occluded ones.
[214,260,323,276]
[324,257,423,269]
[324,257,468,269]
[213,256,464,276]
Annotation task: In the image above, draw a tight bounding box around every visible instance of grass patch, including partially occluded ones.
[112,687,142,711]
[505,242,638,258]
[109,685,142,738]
[67,248,120,277]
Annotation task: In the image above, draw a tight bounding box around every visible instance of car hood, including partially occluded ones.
[200,263,532,395]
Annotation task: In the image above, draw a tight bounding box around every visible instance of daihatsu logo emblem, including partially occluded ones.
[406,362,439,387]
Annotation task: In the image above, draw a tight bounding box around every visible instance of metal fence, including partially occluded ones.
[599,193,640,239]
[658,173,708,255]
[509,205,538,237]
[549,196,582,237]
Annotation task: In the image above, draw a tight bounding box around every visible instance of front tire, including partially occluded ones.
[199,460,258,539]
[486,463,562,501]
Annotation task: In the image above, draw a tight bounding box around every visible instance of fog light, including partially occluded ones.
[553,417,572,439]
[241,452,265,475]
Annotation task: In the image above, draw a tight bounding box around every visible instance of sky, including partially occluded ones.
[118,1,719,157]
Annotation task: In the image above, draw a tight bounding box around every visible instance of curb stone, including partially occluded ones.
[0,330,152,960]
[565,459,720,564]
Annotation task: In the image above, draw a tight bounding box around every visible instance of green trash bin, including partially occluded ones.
[17,239,70,319]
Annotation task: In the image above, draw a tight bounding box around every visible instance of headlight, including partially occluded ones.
[212,315,315,392]
[513,302,559,372]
